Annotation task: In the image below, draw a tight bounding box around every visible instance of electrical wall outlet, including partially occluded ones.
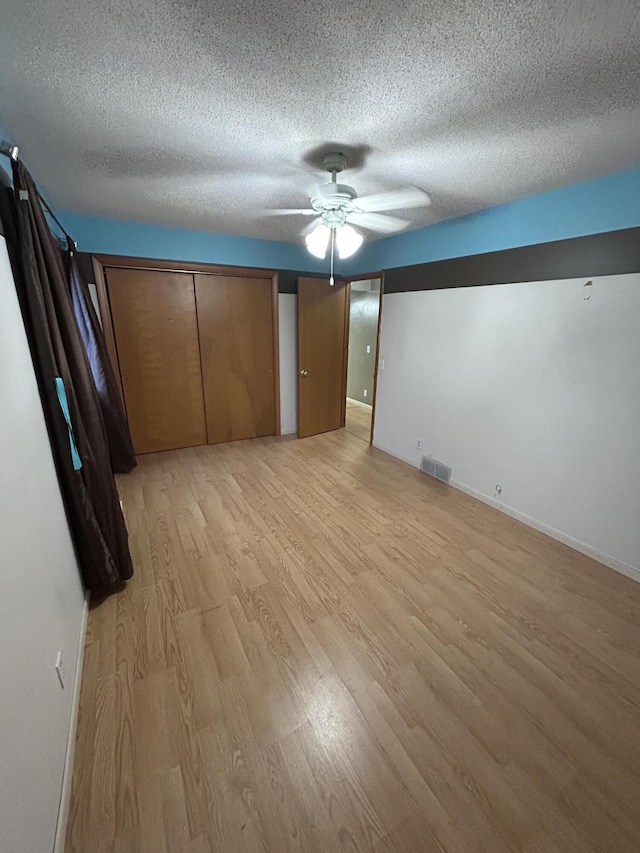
[416,438,422,450]
[363,389,367,397]
[55,652,66,688]
[366,345,371,353]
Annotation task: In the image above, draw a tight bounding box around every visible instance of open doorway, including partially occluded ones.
[345,277,381,443]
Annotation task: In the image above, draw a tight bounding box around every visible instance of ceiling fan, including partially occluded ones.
[266,152,431,269]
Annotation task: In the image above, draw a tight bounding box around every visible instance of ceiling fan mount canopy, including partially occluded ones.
[321,151,348,173]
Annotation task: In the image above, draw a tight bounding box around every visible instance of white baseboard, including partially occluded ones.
[450,479,640,584]
[372,441,640,584]
[53,589,90,853]
[372,441,415,467]
[347,397,373,410]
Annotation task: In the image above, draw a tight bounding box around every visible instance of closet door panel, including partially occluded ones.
[106,268,207,454]
[195,275,276,444]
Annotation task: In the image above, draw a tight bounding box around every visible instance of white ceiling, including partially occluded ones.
[1,0,639,243]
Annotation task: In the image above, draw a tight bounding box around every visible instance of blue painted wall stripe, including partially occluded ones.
[59,211,329,273]
[350,164,640,273]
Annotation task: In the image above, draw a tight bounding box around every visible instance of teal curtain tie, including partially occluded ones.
[54,377,82,471]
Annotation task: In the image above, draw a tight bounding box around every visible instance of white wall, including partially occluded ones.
[278,293,298,435]
[0,236,86,850]
[374,274,640,576]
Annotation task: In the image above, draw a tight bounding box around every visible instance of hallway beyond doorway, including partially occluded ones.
[345,397,372,442]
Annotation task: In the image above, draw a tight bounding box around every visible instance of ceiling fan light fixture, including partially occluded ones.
[305,223,331,259]
[336,224,363,259]
[266,150,430,251]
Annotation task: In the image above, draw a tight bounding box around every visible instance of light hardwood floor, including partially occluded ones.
[345,398,372,443]
[66,429,640,852]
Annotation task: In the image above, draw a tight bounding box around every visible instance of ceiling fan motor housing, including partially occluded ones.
[311,181,358,212]
[310,152,360,223]
[277,148,429,240]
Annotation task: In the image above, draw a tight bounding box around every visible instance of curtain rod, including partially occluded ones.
[42,198,77,250]
[1,138,77,249]
[38,194,76,249]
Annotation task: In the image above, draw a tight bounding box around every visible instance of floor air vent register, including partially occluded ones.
[420,455,452,484]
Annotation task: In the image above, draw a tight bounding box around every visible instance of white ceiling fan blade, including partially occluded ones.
[263,208,316,216]
[354,186,431,212]
[347,211,409,233]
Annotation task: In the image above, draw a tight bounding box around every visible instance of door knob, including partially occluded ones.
[299,369,308,376]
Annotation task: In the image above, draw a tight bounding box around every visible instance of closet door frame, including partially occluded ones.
[92,254,281,437]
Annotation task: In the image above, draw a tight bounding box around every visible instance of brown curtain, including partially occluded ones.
[66,245,136,474]
[8,160,133,590]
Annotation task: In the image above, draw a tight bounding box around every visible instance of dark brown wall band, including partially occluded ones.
[81,225,640,298]
[384,226,640,294]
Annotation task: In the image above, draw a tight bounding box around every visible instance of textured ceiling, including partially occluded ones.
[1,0,639,243]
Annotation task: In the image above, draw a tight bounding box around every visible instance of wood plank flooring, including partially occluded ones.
[345,398,372,443]
[66,428,640,852]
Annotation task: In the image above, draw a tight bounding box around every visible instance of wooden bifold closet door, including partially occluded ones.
[195,275,276,445]
[106,268,207,454]
[106,266,277,454]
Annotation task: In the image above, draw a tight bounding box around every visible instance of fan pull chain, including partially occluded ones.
[329,228,335,285]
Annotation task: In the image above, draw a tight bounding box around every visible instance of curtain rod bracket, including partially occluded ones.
[0,141,20,161]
